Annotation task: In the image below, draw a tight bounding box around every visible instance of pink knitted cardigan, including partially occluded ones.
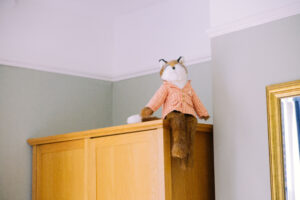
[146,81,209,119]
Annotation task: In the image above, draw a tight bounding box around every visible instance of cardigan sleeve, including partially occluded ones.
[191,88,209,118]
[146,84,168,112]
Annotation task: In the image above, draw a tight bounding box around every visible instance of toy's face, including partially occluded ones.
[161,62,187,82]
[161,64,187,81]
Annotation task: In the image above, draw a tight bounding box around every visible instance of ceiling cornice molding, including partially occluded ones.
[0,58,114,81]
[0,55,211,82]
[207,1,300,38]
[110,55,212,82]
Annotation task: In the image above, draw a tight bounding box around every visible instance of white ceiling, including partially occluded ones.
[0,0,163,17]
[1,0,298,81]
[0,0,210,81]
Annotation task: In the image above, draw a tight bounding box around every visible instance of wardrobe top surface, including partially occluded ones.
[27,120,213,146]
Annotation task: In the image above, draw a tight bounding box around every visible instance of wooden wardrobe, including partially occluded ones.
[27,120,215,200]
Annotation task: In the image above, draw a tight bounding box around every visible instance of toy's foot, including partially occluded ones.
[180,159,187,170]
[172,143,187,159]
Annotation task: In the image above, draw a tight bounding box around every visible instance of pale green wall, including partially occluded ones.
[0,65,113,200]
[112,62,213,125]
[0,62,213,200]
[211,14,300,200]
[3,14,298,200]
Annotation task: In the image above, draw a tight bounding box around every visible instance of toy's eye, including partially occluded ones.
[172,66,175,70]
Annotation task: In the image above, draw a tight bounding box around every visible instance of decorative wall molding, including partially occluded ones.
[0,55,211,82]
[110,55,212,81]
[207,1,300,38]
[0,58,113,81]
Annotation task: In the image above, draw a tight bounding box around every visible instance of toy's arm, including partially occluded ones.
[141,84,168,118]
[191,88,210,120]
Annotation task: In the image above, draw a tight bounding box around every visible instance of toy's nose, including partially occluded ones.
[172,66,175,70]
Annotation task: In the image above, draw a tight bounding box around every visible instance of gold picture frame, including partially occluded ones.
[266,80,300,200]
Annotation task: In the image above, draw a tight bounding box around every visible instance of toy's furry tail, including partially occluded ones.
[127,114,160,124]
[127,114,142,124]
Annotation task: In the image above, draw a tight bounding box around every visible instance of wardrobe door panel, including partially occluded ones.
[90,130,165,200]
[36,140,86,200]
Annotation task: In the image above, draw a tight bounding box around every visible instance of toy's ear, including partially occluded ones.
[177,56,184,64]
[159,59,168,68]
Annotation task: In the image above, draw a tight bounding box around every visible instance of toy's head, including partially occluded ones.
[159,56,187,82]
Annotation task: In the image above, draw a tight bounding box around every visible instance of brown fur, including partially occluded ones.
[141,108,197,164]
[142,116,160,122]
[140,107,160,121]
[164,111,197,169]
[140,107,198,169]
[140,107,153,118]
[141,57,199,169]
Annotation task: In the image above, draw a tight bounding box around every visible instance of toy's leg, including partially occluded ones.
[185,114,198,167]
[166,111,188,159]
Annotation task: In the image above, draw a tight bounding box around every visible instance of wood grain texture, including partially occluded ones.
[27,120,213,146]
[30,122,214,200]
[266,80,300,200]
[83,139,89,200]
[32,145,37,200]
[90,130,165,200]
[164,123,215,200]
[36,140,86,200]
[88,140,97,200]
[161,127,173,200]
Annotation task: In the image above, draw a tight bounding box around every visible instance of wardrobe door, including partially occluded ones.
[36,140,87,200]
[89,130,166,200]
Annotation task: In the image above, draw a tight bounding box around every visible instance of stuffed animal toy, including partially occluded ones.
[127,56,209,168]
